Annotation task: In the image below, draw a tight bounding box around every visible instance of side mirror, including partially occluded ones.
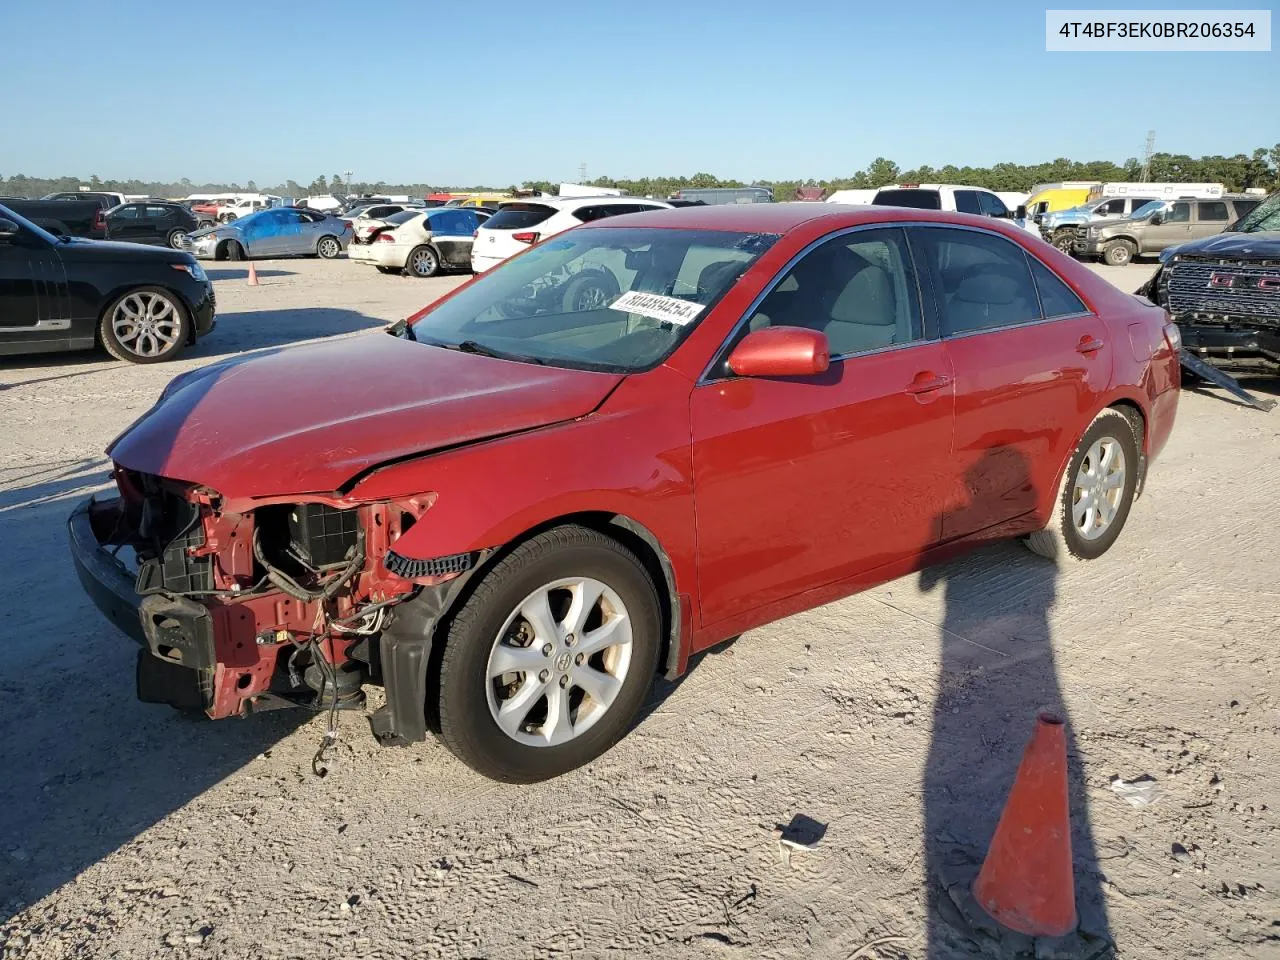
[1015,205,1027,220]
[1149,213,1163,225]
[0,218,19,242]
[727,326,830,378]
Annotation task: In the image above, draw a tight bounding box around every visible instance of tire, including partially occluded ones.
[560,270,621,312]
[1103,240,1135,267]
[1022,408,1141,563]
[438,525,663,782]
[223,240,243,261]
[317,235,341,259]
[166,229,187,249]
[405,245,440,277]
[1051,231,1075,255]
[99,287,190,364]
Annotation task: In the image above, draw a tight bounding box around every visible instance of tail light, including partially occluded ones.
[93,209,105,232]
[376,233,396,243]
[512,232,539,245]
[1162,321,1182,353]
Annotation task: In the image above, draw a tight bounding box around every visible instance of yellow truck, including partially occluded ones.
[1023,182,1100,222]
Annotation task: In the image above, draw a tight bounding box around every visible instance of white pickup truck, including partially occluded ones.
[216,195,283,222]
[872,184,1042,238]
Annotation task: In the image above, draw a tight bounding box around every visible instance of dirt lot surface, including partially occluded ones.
[2,257,1277,959]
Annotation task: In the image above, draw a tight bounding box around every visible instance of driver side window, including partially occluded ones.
[742,228,923,358]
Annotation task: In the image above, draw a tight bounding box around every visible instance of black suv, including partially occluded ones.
[105,201,201,249]
[0,203,216,363]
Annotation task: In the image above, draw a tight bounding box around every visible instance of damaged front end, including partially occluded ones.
[68,467,468,738]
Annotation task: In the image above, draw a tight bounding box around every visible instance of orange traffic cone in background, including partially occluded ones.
[971,712,1077,937]
[247,261,259,286]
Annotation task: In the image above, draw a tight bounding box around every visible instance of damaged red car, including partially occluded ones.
[70,204,1180,782]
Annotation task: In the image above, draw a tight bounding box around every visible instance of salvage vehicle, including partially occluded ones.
[105,201,201,249]
[349,207,490,276]
[471,196,671,273]
[1040,195,1160,253]
[1074,196,1261,266]
[70,204,1179,782]
[871,184,1041,238]
[0,197,107,239]
[0,203,215,362]
[1140,189,1280,384]
[186,208,351,261]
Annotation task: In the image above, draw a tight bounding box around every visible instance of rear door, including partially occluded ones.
[914,225,1109,538]
[691,225,956,627]
[144,204,175,244]
[1189,200,1231,242]
[108,204,147,243]
[428,209,478,265]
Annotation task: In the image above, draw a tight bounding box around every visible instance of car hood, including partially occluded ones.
[108,332,623,501]
[1168,230,1280,261]
[56,238,190,264]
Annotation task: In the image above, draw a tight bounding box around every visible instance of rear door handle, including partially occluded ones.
[1076,336,1105,354]
[905,372,952,395]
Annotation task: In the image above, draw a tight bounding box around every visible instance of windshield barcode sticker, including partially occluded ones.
[609,290,705,326]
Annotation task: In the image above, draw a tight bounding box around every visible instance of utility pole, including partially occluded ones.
[1139,131,1155,182]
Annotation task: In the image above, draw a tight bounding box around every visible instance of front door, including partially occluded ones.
[912,225,1111,539]
[1145,201,1193,251]
[691,226,956,628]
[0,222,69,347]
[428,209,478,266]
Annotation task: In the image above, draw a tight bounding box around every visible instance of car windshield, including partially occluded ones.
[1231,191,1280,233]
[0,203,59,244]
[407,227,779,372]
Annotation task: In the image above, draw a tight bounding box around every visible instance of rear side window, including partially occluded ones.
[484,203,556,230]
[573,204,625,222]
[113,205,140,220]
[385,210,421,226]
[954,191,983,215]
[1230,199,1260,218]
[427,210,475,235]
[873,189,942,210]
[145,205,172,219]
[1028,258,1087,318]
[917,227,1042,335]
[1197,201,1229,221]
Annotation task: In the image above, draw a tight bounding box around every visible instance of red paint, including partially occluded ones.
[102,205,1179,720]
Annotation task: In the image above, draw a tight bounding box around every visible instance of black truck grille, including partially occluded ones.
[1167,260,1280,325]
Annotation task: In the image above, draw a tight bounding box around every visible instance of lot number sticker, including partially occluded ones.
[609,290,705,326]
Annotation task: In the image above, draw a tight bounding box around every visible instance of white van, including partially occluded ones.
[1086,182,1224,202]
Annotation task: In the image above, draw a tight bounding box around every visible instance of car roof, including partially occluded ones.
[512,195,671,210]
[592,201,1028,235]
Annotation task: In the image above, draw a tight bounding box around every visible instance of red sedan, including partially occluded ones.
[70,204,1180,782]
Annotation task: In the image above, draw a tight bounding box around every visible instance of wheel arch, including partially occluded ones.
[1042,390,1151,523]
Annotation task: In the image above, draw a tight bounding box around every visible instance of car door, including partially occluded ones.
[914,225,1110,539]
[1144,201,1193,250]
[238,210,284,256]
[690,225,956,628]
[108,204,146,243]
[1189,200,1231,242]
[144,204,175,244]
[427,209,475,265]
[0,217,70,342]
[954,191,983,216]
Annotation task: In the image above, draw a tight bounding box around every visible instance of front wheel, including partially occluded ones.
[1051,231,1075,255]
[405,245,440,277]
[223,240,244,261]
[438,525,662,782]
[99,287,190,363]
[1103,240,1135,266]
[317,235,341,259]
[1022,408,1140,563]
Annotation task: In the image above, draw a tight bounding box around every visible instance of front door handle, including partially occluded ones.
[905,372,952,395]
[1076,336,1105,355]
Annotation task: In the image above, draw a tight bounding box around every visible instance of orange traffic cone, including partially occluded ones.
[971,712,1077,937]
[247,261,259,286]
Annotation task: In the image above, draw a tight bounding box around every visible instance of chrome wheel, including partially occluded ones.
[572,283,609,311]
[409,248,437,276]
[111,291,183,359]
[318,237,340,258]
[485,577,633,747]
[167,230,187,249]
[1072,437,1126,541]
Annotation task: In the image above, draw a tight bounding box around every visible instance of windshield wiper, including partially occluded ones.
[454,340,545,364]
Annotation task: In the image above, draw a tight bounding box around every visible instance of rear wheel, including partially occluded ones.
[1022,408,1140,563]
[166,229,187,249]
[317,235,341,259]
[406,245,440,278]
[1103,240,1135,266]
[438,525,662,782]
[100,287,190,364]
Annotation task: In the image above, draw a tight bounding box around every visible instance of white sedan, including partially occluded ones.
[348,208,489,277]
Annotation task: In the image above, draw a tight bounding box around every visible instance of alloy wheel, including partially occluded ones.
[485,577,633,747]
[111,292,183,359]
[319,237,340,258]
[1072,437,1127,540]
[411,249,436,276]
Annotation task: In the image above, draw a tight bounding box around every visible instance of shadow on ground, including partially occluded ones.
[196,307,387,357]
[0,463,303,919]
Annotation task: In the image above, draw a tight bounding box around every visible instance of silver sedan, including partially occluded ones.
[187,207,352,261]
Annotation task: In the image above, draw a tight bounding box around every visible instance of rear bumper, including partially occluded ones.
[350,242,407,267]
[470,253,504,273]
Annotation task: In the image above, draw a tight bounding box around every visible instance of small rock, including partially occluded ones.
[1172,842,1192,863]
[339,902,351,913]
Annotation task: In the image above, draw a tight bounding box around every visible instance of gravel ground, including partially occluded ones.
[1,256,1277,959]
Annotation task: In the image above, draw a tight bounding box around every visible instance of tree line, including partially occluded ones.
[3,146,1277,202]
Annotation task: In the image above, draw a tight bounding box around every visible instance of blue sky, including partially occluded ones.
[1,0,1275,186]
